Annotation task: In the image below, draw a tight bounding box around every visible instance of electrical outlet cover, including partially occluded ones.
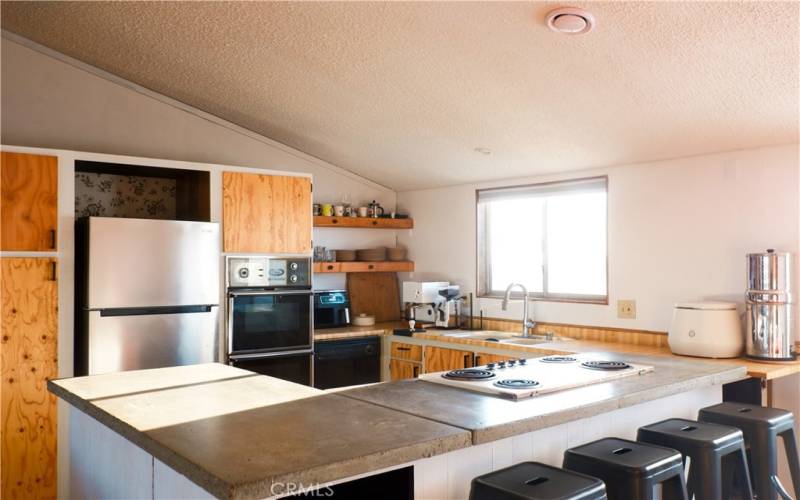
[617,300,636,319]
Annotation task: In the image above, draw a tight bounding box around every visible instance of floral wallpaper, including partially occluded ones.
[75,172,177,219]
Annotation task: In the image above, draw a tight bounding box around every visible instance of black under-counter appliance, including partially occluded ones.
[313,337,381,389]
[313,290,350,329]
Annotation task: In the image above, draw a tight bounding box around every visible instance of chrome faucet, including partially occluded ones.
[501,283,535,338]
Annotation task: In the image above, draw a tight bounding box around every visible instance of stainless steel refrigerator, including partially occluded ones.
[75,217,220,375]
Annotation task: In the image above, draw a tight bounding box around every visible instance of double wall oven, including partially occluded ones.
[226,256,313,385]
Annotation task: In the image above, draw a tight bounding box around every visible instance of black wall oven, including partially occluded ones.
[228,290,312,353]
[226,256,313,386]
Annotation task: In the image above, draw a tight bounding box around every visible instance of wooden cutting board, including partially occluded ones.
[346,272,402,322]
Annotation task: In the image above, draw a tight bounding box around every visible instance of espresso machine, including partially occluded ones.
[402,281,467,329]
[745,249,796,360]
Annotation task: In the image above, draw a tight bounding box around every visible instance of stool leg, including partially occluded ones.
[687,453,721,500]
[780,427,800,498]
[686,461,697,499]
[661,472,689,500]
[751,429,779,500]
[736,443,755,500]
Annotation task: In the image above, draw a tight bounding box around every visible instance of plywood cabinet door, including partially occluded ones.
[1,258,58,499]
[1,152,58,251]
[423,346,474,373]
[222,172,312,253]
[390,359,420,381]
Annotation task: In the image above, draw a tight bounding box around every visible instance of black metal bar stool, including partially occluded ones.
[636,418,754,500]
[562,437,688,500]
[699,402,800,500]
[470,461,607,500]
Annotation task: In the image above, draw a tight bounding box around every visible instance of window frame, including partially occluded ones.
[475,175,609,304]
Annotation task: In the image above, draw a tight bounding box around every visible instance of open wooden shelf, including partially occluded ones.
[313,216,413,229]
[313,261,415,273]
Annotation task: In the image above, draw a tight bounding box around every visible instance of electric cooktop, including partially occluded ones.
[419,353,654,400]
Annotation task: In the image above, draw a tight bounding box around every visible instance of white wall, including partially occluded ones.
[398,144,800,333]
[0,35,397,291]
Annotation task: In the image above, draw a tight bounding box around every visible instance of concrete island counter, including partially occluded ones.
[50,352,745,499]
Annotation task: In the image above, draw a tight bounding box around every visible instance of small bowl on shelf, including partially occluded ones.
[387,247,407,261]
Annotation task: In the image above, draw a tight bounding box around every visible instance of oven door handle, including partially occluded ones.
[229,290,313,297]
[229,349,313,361]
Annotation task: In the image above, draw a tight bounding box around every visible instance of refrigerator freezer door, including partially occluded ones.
[86,307,219,375]
[86,218,220,309]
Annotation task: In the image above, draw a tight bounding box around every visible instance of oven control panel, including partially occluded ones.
[227,256,311,288]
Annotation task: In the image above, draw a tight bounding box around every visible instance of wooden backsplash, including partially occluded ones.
[467,316,670,348]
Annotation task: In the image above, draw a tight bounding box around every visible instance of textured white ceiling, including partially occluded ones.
[2,1,798,191]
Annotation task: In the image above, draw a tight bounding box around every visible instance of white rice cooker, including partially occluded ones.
[667,302,743,358]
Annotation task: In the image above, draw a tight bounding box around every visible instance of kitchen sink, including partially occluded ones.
[440,331,518,342]
[498,337,549,345]
[440,331,568,344]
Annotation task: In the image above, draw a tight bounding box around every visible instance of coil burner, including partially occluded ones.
[581,360,632,371]
[539,356,578,363]
[442,369,496,381]
[494,379,540,389]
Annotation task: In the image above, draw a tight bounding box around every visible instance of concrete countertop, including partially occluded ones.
[50,351,747,498]
[340,351,746,444]
[49,363,471,500]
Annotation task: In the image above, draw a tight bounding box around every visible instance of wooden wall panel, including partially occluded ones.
[473,316,669,347]
[1,153,58,251]
[1,258,58,499]
[222,172,312,253]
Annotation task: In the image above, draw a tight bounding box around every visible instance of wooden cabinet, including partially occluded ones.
[389,341,422,381]
[474,352,517,367]
[390,359,421,381]
[1,152,58,251]
[423,346,474,373]
[222,171,312,254]
[1,258,58,499]
[390,341,423,362]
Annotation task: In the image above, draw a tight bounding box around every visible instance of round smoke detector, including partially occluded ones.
[546,7,596,35]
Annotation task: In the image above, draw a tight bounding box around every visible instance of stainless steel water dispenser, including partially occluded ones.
[745,249,796,360]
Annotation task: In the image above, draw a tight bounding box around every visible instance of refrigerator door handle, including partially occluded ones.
[98,305,216,317]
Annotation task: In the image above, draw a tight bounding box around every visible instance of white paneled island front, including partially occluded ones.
[50,356,745,499]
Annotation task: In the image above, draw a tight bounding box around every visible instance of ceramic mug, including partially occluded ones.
[357,206,368,217]
[334,205,345,217]
[321,204,334,216]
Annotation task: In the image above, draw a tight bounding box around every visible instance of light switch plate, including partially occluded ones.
[617,300,636,319]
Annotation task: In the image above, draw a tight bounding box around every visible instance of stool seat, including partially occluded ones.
[565,438,681,477]
[638,418,743,449]
[699,402,800,500]
[637,418,753,500]
[563,438,688,500]
[469,462,607,500]
[700,402,794,430]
